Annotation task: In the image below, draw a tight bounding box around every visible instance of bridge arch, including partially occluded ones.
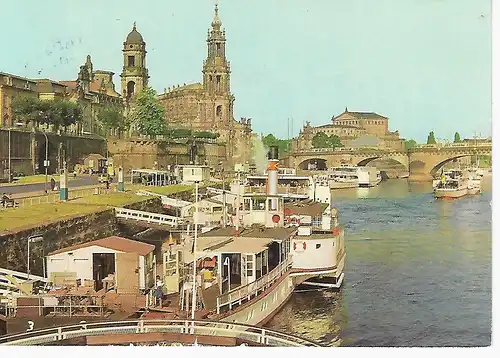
[297,158,327,171]
[356,156,409,171]
[429,153,491,176]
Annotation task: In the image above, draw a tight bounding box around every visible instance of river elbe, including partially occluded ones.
[266,177,492,347]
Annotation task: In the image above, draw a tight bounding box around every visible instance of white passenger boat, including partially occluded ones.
[434,169,468,199]
[328,166,359,189]
[168,146,346,327]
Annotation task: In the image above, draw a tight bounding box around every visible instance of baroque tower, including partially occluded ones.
[120,22,149,102]
[202,4,234,127]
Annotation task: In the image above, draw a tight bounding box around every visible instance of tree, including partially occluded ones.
[311,132,343,149]
[329,135,343,148]
[12,96,82,130]
[427,131,437,144]
[404,139,417,151]
[261,134,291,157]
[97,106,127,133]
[454,132,461,143]
[312,132,330,148]
[128,86,167,136]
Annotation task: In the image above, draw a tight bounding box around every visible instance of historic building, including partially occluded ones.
[60,55,122,135]
[156,5,253,167]
[120,22,149,103]
[293,108,405,152]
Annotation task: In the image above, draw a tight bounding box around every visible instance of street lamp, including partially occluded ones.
[7,122,24,183]
[27,235,44,281]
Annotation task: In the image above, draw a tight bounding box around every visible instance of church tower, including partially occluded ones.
[202,4,234,126]
[120,22,149,102]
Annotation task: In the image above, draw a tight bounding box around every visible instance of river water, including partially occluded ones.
[266,177,492,347]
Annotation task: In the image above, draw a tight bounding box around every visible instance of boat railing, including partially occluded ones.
[216,256,292,313]
[0,318,320,346]
[244,186,309,195]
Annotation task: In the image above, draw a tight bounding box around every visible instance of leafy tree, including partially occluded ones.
[404,139,417,151]
[311,132,343,149]
[97,106,127,133]
[426,131,437,144]
[12,96,82,130]
[194,131,218,139]
[329,135,342,147]
[453,132,461,143]
[128,86,167,136]
[262,134,291,156]
[312,132,330,148]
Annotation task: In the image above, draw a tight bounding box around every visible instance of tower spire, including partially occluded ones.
[133,21,136,30]
[212,2,222,28]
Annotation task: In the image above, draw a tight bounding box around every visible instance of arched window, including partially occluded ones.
[216,75,221,92]
[127,81,136,98]
[216,105,223,118]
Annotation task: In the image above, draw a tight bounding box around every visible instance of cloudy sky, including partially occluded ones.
[1,0,492,143]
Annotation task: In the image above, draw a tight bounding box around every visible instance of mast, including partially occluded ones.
[190,181,199,319]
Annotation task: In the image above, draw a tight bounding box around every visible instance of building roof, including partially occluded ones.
[126,22,144,44]
[285,201,328,217]
[333,110,387,120]
[48,236,155,256]
[200,226,296,241]
[208,237,272,254]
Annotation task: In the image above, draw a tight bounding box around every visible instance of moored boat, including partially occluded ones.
[434,169,468,199]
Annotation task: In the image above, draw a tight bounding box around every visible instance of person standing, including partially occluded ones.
[154,275,164,307]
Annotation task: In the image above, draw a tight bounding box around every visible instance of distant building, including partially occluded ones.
[293,108,405,152]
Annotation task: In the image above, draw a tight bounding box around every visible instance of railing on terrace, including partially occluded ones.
[0,318,320,347]
[244,186,309,196]
[114,208,181,227]
[216,255,292,313]
[1,187,115,209]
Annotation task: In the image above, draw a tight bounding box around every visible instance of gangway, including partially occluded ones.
[136,190,192,209]
[0,268,47,297]
[114,208,182,227]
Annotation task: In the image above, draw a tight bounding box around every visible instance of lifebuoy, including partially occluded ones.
[302,242,307,250]
[293,242,297,250]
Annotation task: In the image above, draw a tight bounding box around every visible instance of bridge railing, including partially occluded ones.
[0,318,320,347]
[114,208,181,227]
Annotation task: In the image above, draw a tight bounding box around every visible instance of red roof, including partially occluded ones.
[48,236,155,256]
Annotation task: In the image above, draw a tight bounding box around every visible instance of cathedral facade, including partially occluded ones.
[155,5,253,167]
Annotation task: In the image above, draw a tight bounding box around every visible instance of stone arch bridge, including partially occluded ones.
[287,143,491,181]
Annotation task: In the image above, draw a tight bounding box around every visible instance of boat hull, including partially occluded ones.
[434,188,468,199]
[329,181,358,190]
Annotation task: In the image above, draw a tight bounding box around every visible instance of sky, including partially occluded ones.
[1,0,492,143]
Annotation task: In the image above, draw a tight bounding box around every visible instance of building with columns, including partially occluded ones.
[293,108,405,152]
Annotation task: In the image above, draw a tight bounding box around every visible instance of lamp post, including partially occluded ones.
[190,180,199,319]
[42,131,49,194]
[27,235,44,281]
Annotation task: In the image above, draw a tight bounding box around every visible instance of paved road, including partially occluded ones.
[0,176,99,195]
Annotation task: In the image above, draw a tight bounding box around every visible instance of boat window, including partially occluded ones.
[244,199,251,211]
[316,243,321,249]
[251,198,266,211]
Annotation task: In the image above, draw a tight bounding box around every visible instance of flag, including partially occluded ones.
[168,232,175,246]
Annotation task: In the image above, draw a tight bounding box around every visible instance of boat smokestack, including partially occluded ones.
[267,146,279,196]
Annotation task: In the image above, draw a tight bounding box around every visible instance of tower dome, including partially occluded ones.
[125,22,144,44]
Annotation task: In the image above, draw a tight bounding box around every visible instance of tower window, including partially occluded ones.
[216,75,221,91]
[128,55,135,67]
[127,81,136,98]
[216,105,222,118]
[216,43,221,56]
